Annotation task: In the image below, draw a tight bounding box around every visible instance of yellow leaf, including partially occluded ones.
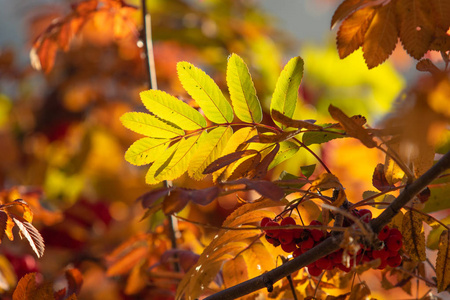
[223,255,249,288]
[436,230,450,292]
[402,211,426,261]
[243,242,276,279]
[362,2,398,68]
[311,173,343,190]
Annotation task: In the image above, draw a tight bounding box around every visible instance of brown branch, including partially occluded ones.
[203,150,450,300]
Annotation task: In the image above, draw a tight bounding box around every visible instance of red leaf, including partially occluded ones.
[139,187,172,209]
[372,163,394,192]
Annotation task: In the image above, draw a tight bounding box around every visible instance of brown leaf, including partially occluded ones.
[337,6,376,59]
[227,152,261,181]
[160,249,199,273]
[12,273,37,300]
[436,230,450,292]
[417,187,430,203]
[397,0,435,59]
[328,104,376,148]
[372,163,394,192]
[65,268,83,296]
[139,187,172,209]
[180,186,221,206]
[402,211,426,261]
[430,0,450,31]
[203,150,258,174]
[162,190,190,215]
[271,110,323,130]
[349,282,371,300]
[253,144,280,179]
[240,179,285,201]
[363,2,398,68]
[311,173,343,190]
[0,211,7,242]
[416,58,442,75]
[331,0,379,29]
[246,130,302,144]
[12,218,45,258]
[327,115,367,129]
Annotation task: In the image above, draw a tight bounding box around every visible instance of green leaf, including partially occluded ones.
[424,176,450,213]
[120,112,184,138]
[145,134,202,184]
[177,62,234,124]
[188,126,233,180]
[226,54,262,123]
[140,90,207,130]
[301,164,316,178]
[124,137,170,166]
[268,141,300,169]
[270,56,304,129]
[302,126,345,146]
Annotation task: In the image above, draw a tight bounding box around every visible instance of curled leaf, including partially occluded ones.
[436,230,450,292]
[12,218,45,258]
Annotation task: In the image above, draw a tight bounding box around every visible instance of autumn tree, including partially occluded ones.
[0,0,449,299]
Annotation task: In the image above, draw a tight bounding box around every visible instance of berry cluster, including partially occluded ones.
[261,209,403,276]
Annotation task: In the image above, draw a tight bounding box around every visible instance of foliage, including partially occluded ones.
[1,0,450,299]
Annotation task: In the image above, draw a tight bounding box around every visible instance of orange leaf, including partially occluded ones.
[13,218,45,258]
[363,2,398,68]
[65,268,83,296]
[12,273,37,300]
[223,255,248,288]
[397,0,435,59]
[331,0,380,29]
[337,6,376,59]
[328,104,377,148]
[107,246,148,277]
[5,214,14,241]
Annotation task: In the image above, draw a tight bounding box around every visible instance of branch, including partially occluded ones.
[204,150,450,300]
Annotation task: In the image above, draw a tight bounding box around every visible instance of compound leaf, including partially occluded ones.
[188,126,233,180]
[226,54,262,123]
[120,112,184,138]
[270,56,304,129]
[124,137,170,166]
[140,90,207,130]
[177,62,234,124]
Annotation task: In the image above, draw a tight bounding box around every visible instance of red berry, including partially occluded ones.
[265,221,280,238]
[293,248,303,258]
[388,228,402,238]
[377,259,388,270]
[265,235,280,247]
[310,220,322,226]
[387,253,402,267]
[331,250,343,264]
[293,228,303,239]
[301,236,315,251]
[308,266,322,276]
[281,241,297,253]
[281,217,296,226]
[378,226,390,241]
[311,229,324,242]
[386,235,402,252]
[372,249,389,261]
[261,217,271,227]
[358,209,372,223]
[278,231,294,245]
[315,257,332,270]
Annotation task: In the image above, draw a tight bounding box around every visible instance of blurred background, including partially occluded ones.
[0,0,430,299]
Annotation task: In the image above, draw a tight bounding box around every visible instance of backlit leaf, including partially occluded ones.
[226,54,262,123]
[120,112,184,138]
[107,245,148,277]
[12,218,45,258]
[268,141,300,169]
[348,282,371,300]
[154,134,203,181]
[243,242,276,279]
[162,190,190,215]
[328,104,376,148]
[372,163,394,192]
[424,177,450,213]
[337,6,376,59]
[188,126,233,180]
[254,144,280,179]
[140,90,206,130]
[331,0,378,29]
[384,141,405,185]
[436,230,450,292]
[177,62,234,124]
[124,137,170,166]
[397,0,435,59]
[223,255,248,288]
[0,211,7,242]
[65,268,83,296]
[362,2,398,68]
[402,211,426,261]
[227,152,261,181]
[301,164,316,178]
[302,126,345,146]
[270,57,304,129]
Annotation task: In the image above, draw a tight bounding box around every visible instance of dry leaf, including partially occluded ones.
[402,211,426,261]
[436,230,450,292]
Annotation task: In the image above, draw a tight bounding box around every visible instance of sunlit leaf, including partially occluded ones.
[177,62,234,124]
[12,218,45,258]
[65,268,83,296]
[107,245,148,277]
[226,54,262,123]
[203,150,258,175]
[300,164,316,178]
[402,211,426,261]
[362,2,398,68]
[124,137,170,166]
[268,141,300,170]
[140,90,206,130]
[223,255,248,288]
[331,0,377,29]
[227,152,261,181]
[436,230,450,292]
[328,104,376,148]
[336,6,376,59]
[372,163,394,192]
[188,126,233,180]
[254,144,280,179]
[302,126,345,146]
[348,282,371,300]
[271,110,322,130]
[120,112,184,138]
[12,273,36,300]
[270,56,304,129]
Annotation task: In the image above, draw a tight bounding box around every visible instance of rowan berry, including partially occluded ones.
[293,247,303,258]
[281,216,296,226]
[265,235,280,247]
[372,249,389,261]
[378,225,390,241]
[385,235,402,252]
[308,266,322,276]
[260,217,271,227]
[388,228,402,238]
[265,221,280,238]
[387,253,402,267]
[315,257,332,270]
[281,241,297,253]
[278,231,294,245]
[300,236,315,251]
[358,209,372,223]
